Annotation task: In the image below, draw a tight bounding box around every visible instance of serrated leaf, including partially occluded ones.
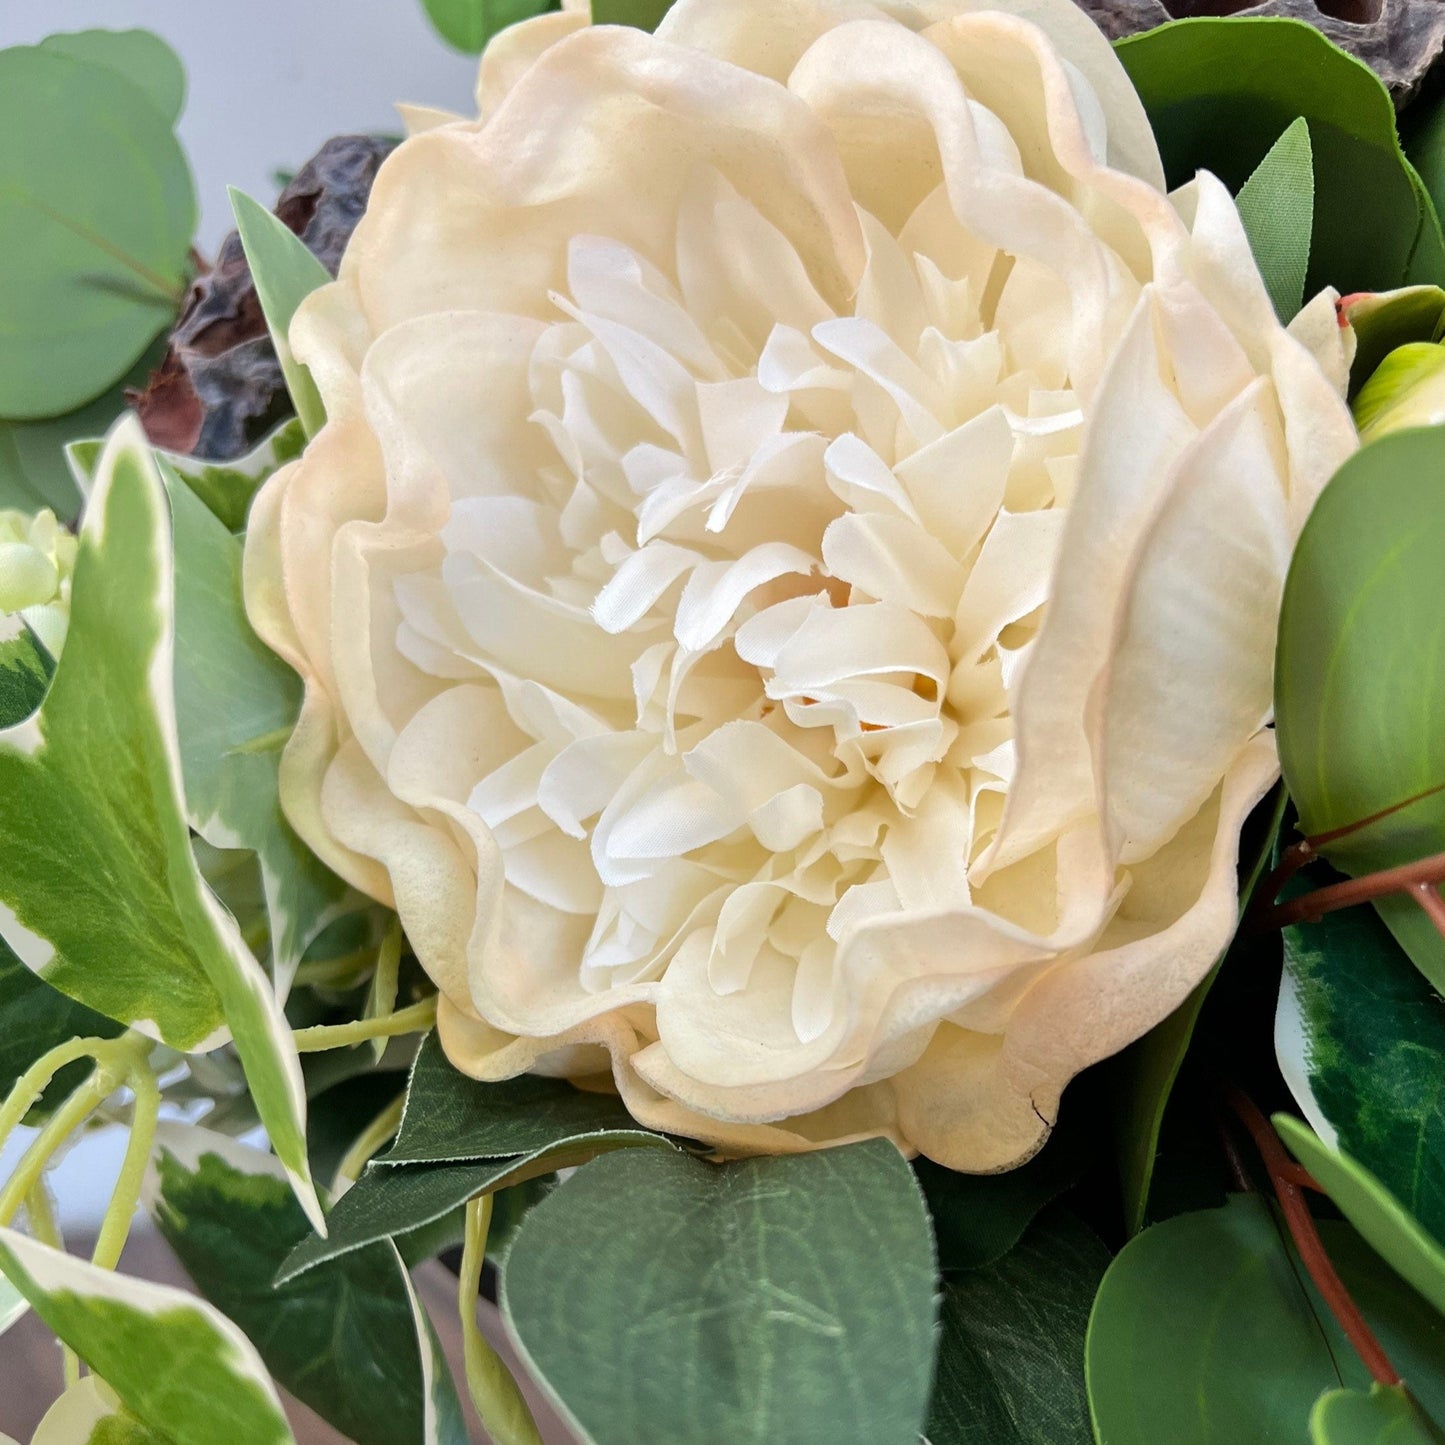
[1116,18,1445,297]
[39,29,186,127]
[1311,1384,1445,1444]
[1235,117,1313,321]
[420,0,558,54]
[1276,898,1445,1247]
[503,1141,937,1445]
[162,456,348,991]
[0,1226,294,1445]
[229,190,329,438]
[0,419,319,1229]
[1275,425,1445,993]
[927,1206,1105,1445]
[148,1125,444,1445]
[1276,1116,1445,1322]
[0,45,193,418]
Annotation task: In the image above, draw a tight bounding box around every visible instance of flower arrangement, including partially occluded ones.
[3,1,1445,1442]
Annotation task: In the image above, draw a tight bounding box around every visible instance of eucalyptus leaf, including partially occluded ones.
[1234,117,1314,321]
[1275,425,1445,992]
[0,45,193,418]
[927,1206,1105,1445]
[148,1125,443,1445]
[0,420,320,1229]
[592,0,677,27]
[420,0,558,53]
[229,190,329,438]
[1311,1385,1445,1444]
[0,1226,294,1445]
[1276,1116,1445,1322]
[1116,18,1445,298]
[1275,898,1445,1246]
[503,1140,937,1445]
[39,29,186,126]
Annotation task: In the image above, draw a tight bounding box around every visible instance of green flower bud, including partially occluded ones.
[0,507,77,658]
[1352,340,1445,443]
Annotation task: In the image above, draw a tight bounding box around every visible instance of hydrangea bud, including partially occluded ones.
[0,507,77,659]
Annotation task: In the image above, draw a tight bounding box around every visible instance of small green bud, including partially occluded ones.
[1352,340,1445,443]
[0,507,77,658]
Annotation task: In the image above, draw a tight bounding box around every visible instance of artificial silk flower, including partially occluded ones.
[245,0,1358,1170]
[0,506,77,660]
[1352,339,1445,441]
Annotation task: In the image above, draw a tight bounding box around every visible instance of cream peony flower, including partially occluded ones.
[246,0,1358,1169]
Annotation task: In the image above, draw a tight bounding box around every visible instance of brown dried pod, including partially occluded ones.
[1071,0,1445,106]
[132,134,394,461]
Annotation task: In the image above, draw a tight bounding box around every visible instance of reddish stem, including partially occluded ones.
[1221,1085,1400,1387]
[1259,851,1445,932]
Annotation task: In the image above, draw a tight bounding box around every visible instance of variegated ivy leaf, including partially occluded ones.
[0,1226,294,1445]
[0,418,320,1229]
[68,416,305,534]
[398,1251,471,1445]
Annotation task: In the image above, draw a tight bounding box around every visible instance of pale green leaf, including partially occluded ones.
[31,1377,171,1445]
[229,190,330,438]
[1235,117,1314,321]
[503,1141,937,1445]
[39,29,186,126]
[420,0,558,54]
[0,46,193,418]
[1338,286,1445,393]
[0,419,320,1229]
[0,1226,294,1445]
[1311,1385,1445,1444]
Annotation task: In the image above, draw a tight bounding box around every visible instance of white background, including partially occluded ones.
[1,0,479,1224]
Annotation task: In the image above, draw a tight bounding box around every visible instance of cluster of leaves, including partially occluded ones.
[5,8,1445,1445]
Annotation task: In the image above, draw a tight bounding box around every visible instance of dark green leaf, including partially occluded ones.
[1235,117,1314,320]
[420,0,559,54]
[592,0,676,30]
[149,1126,453,1445]
[1275,426,1445,992]
[1311,1385,1445,1444]
[503,1141,937,1445]
[381,1030,651,1164]
[40,29,186,126]
[1116,18,1445,298]
[0,619,52,726]
[0,46,193,418]
[1277,900,1445,1245]
[927,1206,1105,1445]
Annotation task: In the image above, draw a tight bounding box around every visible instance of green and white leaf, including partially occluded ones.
[0,419,319,1228]
[229,190,329,438]
[1277,1115,1445,1321]
[396,1254,470,1445]
[1275,425,1445,992]
[1235,117,1314,321]
[928,1205,1106,1445]
[148,1123,452,1445]
[30,1377,170,1445]
[39,29,186,127]
[503,1140,938,1445]
[0,1226,293,1445]
[0,44,193,418]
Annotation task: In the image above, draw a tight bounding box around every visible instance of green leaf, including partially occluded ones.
[1276,900,1445,1245]
[0,420,320,1229]
[0,1225,294,1445]
[419,0,558,54]
[0,45,193,418]
[1112,787,1286,1235]
[162,457,348,989]
[0,335,169,522]
[39,29,186,127]
[1235,117,1314,321]
[503,1140,937,1445]
[927,1205,1105,1445]
[917,1126,1084,1273]
[1275,425,1445,992]
[229,190,329,439]
[31,1377,173,1445]
[1276,1116,1445,1322]
[1338,287,1445,395]
[1312,1385,1445,1444]
[592,0,677,29]
[1085,1194,1445,1443]
[397,1262,470,1445]
[148,1125,448,1445]
[1351,342,1445,441]
[1116,18,1445,298]
[381,1030,653,1165]
[0,616,53,725]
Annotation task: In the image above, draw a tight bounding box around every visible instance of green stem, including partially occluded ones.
[292,947,376,990]
[333,1092,405,1193]
[459,1195,543,1445]
[25,1181,79,1387]
[292,996,438,1053]
[0,1036,122,1158]
[92,1045,159,1273]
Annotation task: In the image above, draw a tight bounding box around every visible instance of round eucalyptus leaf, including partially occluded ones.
[39,28,186,125]
[0,45,194,419]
